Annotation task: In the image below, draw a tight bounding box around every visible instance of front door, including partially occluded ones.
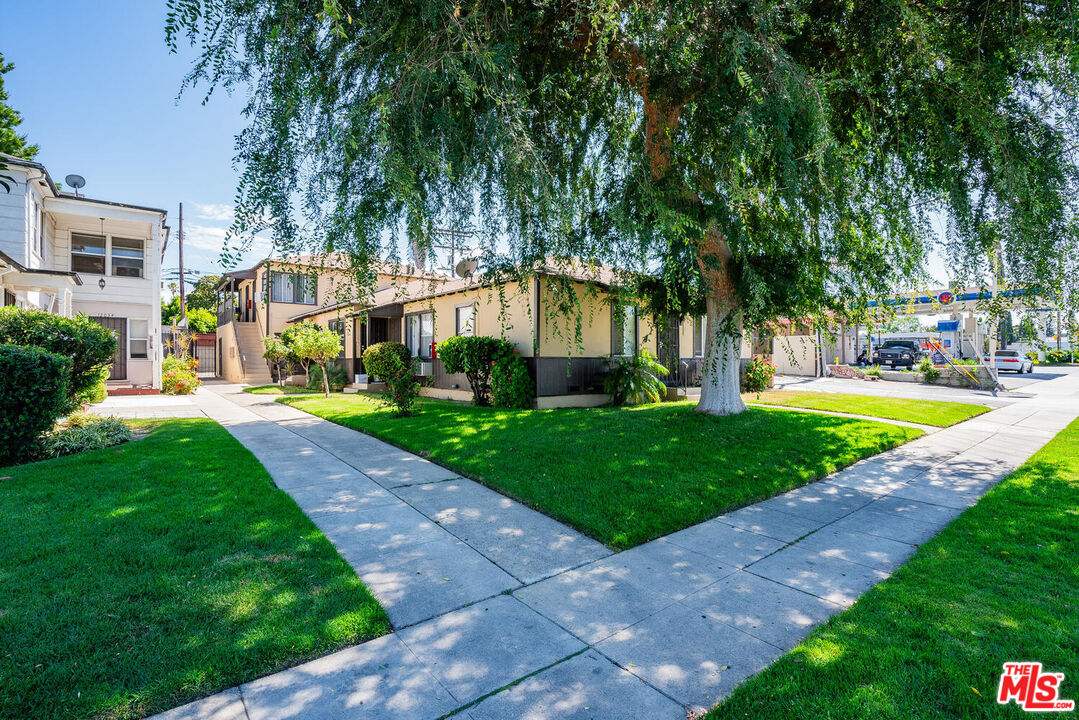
[92,316,127,380]
[656,315,680,385]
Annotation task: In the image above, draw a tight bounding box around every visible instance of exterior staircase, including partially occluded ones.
[234,322,274,385]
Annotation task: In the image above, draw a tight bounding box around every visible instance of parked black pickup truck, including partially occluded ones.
[872,340,924,368]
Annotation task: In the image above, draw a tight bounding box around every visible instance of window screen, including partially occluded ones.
[455,304,475,336]
[111,237,144,278]
[71,233,106,275]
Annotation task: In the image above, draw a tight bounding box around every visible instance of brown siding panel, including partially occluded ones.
[535,356,608,396]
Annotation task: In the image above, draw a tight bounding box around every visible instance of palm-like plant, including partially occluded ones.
[604,350,670,406]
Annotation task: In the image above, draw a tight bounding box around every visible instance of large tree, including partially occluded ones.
[167,0,1079,414]
[0,52,38,160]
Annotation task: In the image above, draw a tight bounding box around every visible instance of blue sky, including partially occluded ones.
[1,2,269,281]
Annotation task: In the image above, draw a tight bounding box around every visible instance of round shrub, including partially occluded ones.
[490,351,534,408]
[438,335,515,406]
[362,342,411,380]
[0,343,71,466]
[0,307,116,410]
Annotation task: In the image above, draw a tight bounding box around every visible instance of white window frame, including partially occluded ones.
[70,232,107,275]
[269,271,317,305]
[611,304,638,357]
[129,319,149,359]
[406,311,434,358]
[111,236,145,279]
[692,316,707,357]
[455,303,475,337]
[69,231,150,278]
[30,195,43,259]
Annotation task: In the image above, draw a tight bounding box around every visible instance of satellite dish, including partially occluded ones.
[454,258,479,278]
[65,174,86,197]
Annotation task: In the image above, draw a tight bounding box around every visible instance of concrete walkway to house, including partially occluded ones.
[155,375,1079,720]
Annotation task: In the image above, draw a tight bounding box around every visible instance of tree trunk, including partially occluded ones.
[695,229,746,416]
[320,362,331,398]
[696,301,747,415]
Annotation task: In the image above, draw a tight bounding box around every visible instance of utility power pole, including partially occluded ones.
[178,202,186,321]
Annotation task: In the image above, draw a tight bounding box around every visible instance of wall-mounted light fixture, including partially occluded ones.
[98,278,106,290]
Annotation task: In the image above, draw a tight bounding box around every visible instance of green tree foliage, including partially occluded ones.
[262,336,291,386]
[288,323,343,397]
[167,0,1079,414]
[0,53,37,160]
[162,276,222,327]
[185,308,216,334]
[883,315,924,335]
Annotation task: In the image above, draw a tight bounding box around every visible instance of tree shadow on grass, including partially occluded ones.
[287,396,921,549]
[0,419,389,720]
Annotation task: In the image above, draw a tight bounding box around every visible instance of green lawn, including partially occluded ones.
[706,418,1079,720]
[281,395,921,549]
[745,390,990,427]
[243,384,320,394]
[0,419,388,720]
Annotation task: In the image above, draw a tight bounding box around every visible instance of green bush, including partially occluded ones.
[438,335,515,406]
[0,308,116,410]
[863,363,883,377]
[604,350,669,405]
[77,366,109,405]
[490,351,534,408]
[741,355,776,393]
[307,364,349,392]
[362,342,412,380]
[0,344,71,466]
[382,350,422,415]
[918,357,941,382]
[42,414,131,459]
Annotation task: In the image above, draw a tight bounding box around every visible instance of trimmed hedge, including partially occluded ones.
[0,308,116,409]
[0,344,71,466]
[362,342,411,381]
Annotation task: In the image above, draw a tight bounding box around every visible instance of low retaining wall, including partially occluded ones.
[827,364,994,389]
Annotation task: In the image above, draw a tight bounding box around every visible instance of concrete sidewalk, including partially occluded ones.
[156,376,1079,720]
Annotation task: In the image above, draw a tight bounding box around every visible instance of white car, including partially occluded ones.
[983,349,1034,373]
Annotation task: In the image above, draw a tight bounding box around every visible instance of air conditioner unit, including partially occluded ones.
[416,361,434,377]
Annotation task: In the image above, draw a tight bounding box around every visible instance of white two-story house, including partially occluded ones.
[0,153,168,389]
